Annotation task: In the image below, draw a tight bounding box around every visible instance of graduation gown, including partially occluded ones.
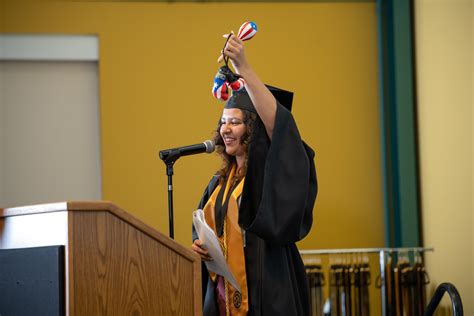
[193,102,318,315]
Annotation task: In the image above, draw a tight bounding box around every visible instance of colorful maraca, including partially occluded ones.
[217,21,258,63]
[237,21,258,41]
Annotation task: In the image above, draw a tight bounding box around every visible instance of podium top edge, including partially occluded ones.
[1,201,69,216]
[0,201,116,217]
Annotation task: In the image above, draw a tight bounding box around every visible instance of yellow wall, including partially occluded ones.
[415,0,473,313]
[1,1,383,251]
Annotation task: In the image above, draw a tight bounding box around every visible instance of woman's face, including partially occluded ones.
[220,108,247,158]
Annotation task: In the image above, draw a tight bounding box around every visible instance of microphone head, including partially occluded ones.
[203,140,215,153]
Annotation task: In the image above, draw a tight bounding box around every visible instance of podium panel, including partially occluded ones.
[0,201,202,315]
[0,246,65,316]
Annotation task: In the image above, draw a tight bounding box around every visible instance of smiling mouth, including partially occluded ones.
[223,136,236,145]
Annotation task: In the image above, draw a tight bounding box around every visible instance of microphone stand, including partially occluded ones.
[160,150,181,239]
[159,140,214,239]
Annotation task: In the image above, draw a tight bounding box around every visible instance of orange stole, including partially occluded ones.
[203,165,249,315]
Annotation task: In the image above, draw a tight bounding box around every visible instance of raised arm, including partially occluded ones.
[223,34,277,139]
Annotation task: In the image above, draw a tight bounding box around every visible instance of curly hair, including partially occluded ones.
[213,109,257,183]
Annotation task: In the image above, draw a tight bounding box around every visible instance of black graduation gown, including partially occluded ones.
[193,103,318,315]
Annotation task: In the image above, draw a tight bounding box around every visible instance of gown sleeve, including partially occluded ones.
[238,102,318,245]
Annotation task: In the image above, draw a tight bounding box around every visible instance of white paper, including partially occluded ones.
[192,209,241,292]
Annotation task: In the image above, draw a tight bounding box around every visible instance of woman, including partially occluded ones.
[192,34,318,315]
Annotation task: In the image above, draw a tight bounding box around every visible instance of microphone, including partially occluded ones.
[159,140,215,163]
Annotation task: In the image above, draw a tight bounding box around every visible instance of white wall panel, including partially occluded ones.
[0,62,4,205]
[0,61,102,207]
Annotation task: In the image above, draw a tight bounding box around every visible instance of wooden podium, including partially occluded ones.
[0,201,202,315]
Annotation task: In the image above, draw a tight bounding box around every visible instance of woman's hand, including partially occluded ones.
[192,239,213,261]
[223,34,249,72]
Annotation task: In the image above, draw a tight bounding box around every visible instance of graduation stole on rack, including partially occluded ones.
[203,164,248,315]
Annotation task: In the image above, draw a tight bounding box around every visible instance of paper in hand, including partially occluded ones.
[192,209,241,292]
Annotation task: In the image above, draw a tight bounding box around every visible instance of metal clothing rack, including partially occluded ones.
[300,247,434,316]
